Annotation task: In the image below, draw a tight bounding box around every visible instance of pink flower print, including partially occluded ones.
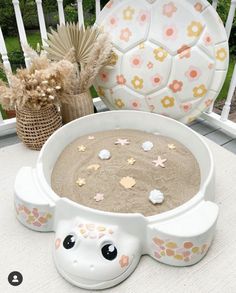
[109,15,118,28]
[55,238,61,250]
[99,71,109,82]
[181,102,192,112]
[130,55,143,68]
[106,1,113,9]
[205,99,213,107]
[131,99,141,109]
[185,66,201,81]
[151,74,163,87]
[147,62,154,69]
[138,10,150,25]
[169,80,183,93]
[177,45,191,59]
[208,63,214,70]
[120,28,132,42]
[203,33,213,46]
[194,2,203,12]
[163,25,178,40]
[163,2,177,18]
[116,74,126,85]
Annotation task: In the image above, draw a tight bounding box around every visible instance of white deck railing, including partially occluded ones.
[0,0,235,137]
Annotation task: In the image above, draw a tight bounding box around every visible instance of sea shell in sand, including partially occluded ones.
[98,149,111,160]
[142,141,154,152]
[149,189,164,204]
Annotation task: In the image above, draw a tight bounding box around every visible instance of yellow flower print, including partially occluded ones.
[97,86,105,97]
[131,76,144,90]
[123,6,135,20]
[108,51,119,66]
[154,47,168,62]
[193,84,207,98]
[216,48,227,61]
[187,21,203,37]
[115,98,125,109]
[161,96,175,108]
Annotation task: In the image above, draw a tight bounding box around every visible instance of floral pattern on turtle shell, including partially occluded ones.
[187,21,204,38]
[185,66,201,82]
[130,55,143,68]
[216,48,227,61]
[131,76,144,90]
[123,6,135,21]
[154,48,168,62]
[169,80,183,93]
[120,28,132,42]
[76,223,114,240]
[115,98,125,109]
[163,2,177,18]
[161,96,175,108]
[177,45,191,59]
[193,84,207,98]
[138,10,150,25]
[15,203,52,227]
[163,25,178,40]
[153,237,209,262]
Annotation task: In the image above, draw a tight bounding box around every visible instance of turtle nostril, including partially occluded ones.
[73,260,78,266]
[90,265,95,271]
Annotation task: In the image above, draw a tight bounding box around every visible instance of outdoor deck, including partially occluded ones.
[1,99,236,154]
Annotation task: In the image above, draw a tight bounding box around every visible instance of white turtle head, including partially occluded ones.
[53,218,141,290]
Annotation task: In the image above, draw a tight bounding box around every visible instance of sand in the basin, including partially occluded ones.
[51,129,200,217]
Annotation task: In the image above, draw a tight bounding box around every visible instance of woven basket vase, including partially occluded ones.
[60,91,94,124]
[16,104,62,151]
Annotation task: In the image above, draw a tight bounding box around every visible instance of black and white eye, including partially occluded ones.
[63,234,77,249]
[101,243,117,261]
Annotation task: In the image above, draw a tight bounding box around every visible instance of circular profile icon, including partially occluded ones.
[8,271,23,286]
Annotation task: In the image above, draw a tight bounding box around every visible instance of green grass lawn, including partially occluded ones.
[4,31,41,53]
[0,32,235,119]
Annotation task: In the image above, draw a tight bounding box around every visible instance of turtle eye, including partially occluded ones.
[63,234,77,249]
[101,243,117,261]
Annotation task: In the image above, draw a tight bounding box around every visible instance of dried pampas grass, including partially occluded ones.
[0,48,77,110]
[45,23,101,68]
[44,22,113,94]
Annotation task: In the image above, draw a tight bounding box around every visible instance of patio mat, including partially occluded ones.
[0,139,236,293]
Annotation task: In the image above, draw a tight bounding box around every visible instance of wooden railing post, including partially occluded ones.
[220,0,236,121]
[77,0,84,27]
[12,0,31,68]
[221,65,236,122]
[0,27,12,85]
[225,0,236,38]
[212,0,218,9]
[95,0,101,20]
[35,0,48,47]
[57,0,65,25]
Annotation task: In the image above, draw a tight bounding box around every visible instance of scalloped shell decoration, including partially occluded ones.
[94,0,229,124]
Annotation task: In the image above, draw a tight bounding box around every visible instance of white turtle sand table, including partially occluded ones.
[51,129,200,216]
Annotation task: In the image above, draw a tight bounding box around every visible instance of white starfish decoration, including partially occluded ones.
[152,156,167,168]
[76,178,86,187]
[78,145,86,152]
[168,144,176,150]
[115,138,130,146]
[94,193,104,202]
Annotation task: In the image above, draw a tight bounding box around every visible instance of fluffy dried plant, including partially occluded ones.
[0,48,77,110]
[44,22,113,94]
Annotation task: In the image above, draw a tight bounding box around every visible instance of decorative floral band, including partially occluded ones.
[15,203,52,228]
[153,237,208,262]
